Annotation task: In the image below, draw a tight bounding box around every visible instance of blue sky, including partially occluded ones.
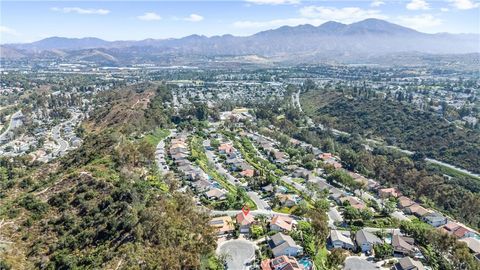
[1,0,479,43]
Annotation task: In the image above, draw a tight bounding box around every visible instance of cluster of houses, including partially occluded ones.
[219,108,254,123]
[389,189,480,258]
[169,133,228,201]
[246,132,289,165]
[210,212,308,270]
[214,139,256,180]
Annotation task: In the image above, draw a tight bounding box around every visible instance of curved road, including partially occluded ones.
[217,239,255,270]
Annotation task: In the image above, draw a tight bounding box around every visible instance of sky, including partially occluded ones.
[1,0,479,43]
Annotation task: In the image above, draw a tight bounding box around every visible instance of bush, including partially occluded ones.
[19,194,49,217]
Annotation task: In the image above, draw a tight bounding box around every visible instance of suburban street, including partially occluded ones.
[204,139,270,211]
[217,239,256,270]
[156,129,175,175]
[0,110,23,143]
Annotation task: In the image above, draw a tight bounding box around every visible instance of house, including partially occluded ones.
[339,196,366,210]
[348,172,368,186]
[270,215,296,232]
[171,152,188,161]
[170,145,188,155]
[276,194,297,207]
[209,216,234,235]
[262,184,274,193]
[324,159,342,169]
[261,255,304,270]
[293,168,311,179]
[240,169,255,178]
[405,203,430,217]
[218,143,234,154]
[355,229,382,253]
[319,153,333,160]
[394,257,425,270]
[236,211,255,233]
[367,179,380,191]
[191,179,213,192]
[440,222,476,239]
[344,257,377,270]
[205,188,227,200]
[398,196,415,209]
[329,230,354,250]
[392,234,416,256]
[272,150,288,164]
[452,226,476,239]
[422,212,447,227]
[378,187,401,198]
[459,237,480,254]
[269,232,303,257]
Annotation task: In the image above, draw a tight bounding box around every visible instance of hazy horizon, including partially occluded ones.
[1,0,479,44]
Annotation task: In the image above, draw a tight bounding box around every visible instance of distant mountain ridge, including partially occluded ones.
[2,19,479,65]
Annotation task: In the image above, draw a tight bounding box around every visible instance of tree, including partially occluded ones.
[326,249,347,269]
[373,243,393,260]
[360,208,373,221]
[309,207,329,256]
[343,206,360,222]
[382,199,396,216]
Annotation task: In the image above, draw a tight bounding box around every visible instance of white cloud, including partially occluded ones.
[184,14,204,22]
[137,12,162,21]
[0,26,19,36]
[449,0,479,9]
[440,7,450,11]
[396,14,442,31]
[50,7,110,15]
[245,0,300,4]
[233,6,388,29]
[371,0,385,7]
[299,6,387,22]
[406,0,430,10]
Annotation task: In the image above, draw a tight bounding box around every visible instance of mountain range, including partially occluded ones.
[1,19,479,65]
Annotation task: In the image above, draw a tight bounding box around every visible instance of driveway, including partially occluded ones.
[217,239,255,270]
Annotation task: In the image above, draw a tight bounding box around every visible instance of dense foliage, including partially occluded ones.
[0,85,219,269]
[303,89,480,174]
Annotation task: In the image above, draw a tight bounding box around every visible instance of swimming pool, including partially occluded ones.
[298,258,313,270]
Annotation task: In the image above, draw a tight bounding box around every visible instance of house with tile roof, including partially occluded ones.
[236,211,255,233]
[261,255,304,270]
[270,215,296,232]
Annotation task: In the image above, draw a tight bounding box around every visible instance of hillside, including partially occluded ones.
[301,89,480,175]
[0,84,218,269]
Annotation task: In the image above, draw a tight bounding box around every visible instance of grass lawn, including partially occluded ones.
[144,128,170,146]
[273,206,297,214]
[313,246,328,269]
